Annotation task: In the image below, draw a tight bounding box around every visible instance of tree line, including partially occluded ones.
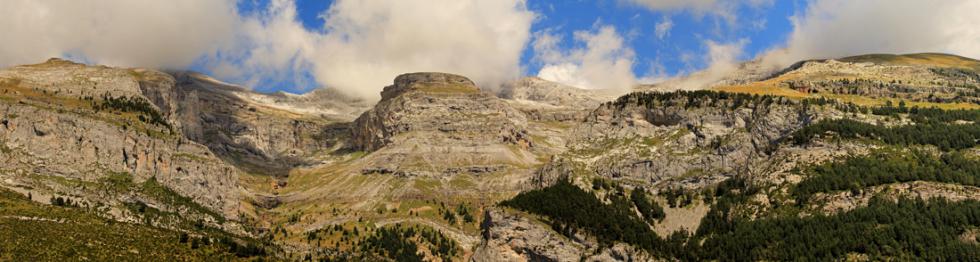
[792,118,980,150]
[793,150,979,202]
[91,94,170,128]
[501,179,685,258]
[503,176,980,261]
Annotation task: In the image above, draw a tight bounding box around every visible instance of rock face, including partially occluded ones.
[499,77,619,122]
[471,208,655,262]
[350,73,536,176]
[0,59,240,216]
[536,92,846,189]
[168,72,364,175]
[353,73,530,151]
[6,54,980,261]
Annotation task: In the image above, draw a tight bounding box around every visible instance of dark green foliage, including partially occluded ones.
[661,187,695,208]
[695,177,759,237]
[442,209,456,224]
[140,176,224,223]
[872,106,980,123]
[695,198,980,261]
[793,106,980,150]
[630,188,665,222]
[93,94,170,128]
[50,196,65,206]
[417,226,460,261]
[365,226,420,255]
[607,91,797,111]
[360,224,458,262]
[500,180,684,258]
[792,118,980,150]
[456,204,475,223]
[216,235,267,257]
[592,177,612,190]
[930,67,980,83]
[793,150,980,202]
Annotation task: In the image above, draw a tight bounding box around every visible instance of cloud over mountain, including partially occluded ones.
[762,0,980,68]
[0,0,238,69]
[1,0,534,100]
[534,25,637,91]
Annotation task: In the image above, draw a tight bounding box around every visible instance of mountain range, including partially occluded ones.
[1,53,979,261]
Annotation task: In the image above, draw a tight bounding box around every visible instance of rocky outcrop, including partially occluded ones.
[811,181,980,214]
[500,77,619,122]
[349,73,537,176]
[536,92,847,190]
[0,59,240,217]
[471,208,655,262]
[471,208,585,261]
[168,72,359,175]
[353,73,530,151]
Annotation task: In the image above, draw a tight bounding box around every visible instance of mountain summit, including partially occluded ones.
[351,72,535,176]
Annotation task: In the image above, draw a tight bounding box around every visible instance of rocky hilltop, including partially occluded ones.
[0,59,240,218]
[351,72,535,176]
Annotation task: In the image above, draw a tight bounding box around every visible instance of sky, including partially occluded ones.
[3,0,980,100]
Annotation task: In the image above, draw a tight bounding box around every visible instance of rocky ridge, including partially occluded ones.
[0,59,240,218]
[4,53,980,261]
[472,208,655,262]
[350,72,536,176]
[169,72,365,175]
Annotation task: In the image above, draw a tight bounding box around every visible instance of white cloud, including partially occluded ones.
[0,0,239,69]
[534,25,637,91]
[657,0,980,90]
[654,16,674,40]
[663,39,748,90]
[0,0,535,101]
[207,0,320,90]
[304,0,535,99]
[761,0,980,68]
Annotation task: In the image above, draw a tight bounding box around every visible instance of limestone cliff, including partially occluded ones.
[349,72,536,176]
[0,59,240,218]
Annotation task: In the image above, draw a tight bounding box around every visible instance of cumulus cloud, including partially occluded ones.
[212,0,535,99]
[0,0,239,69]
[207,0,320,90]
[658,0,980,90]
[303,0,535,99]
[661,39,747,90]
[0,0,535,100]
[534,25,637,91]
[761,0,980,68]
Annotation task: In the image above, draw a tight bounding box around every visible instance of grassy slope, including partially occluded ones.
[0,188,245,261]
[714,53,980,109]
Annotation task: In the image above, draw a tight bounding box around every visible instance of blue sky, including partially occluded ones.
[522,0,799,77]
[7,0,977,97]
[224,0,803,93]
